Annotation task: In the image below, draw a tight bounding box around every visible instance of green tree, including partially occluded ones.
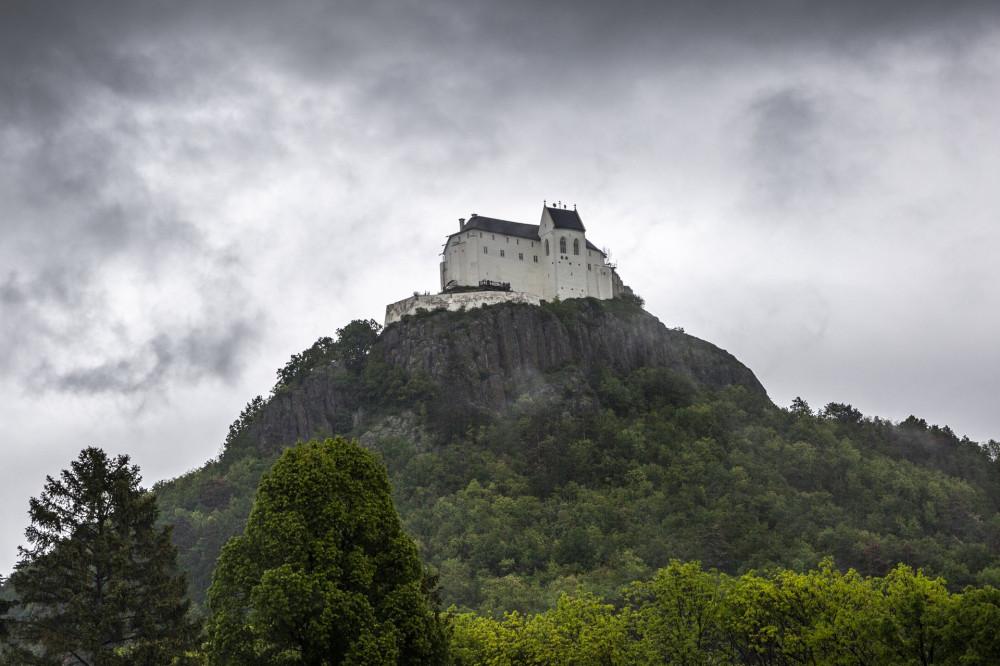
[336,318,382,371]
[790,396,812,416]
[205,437,447,665]
[940,585,1000,662]
[876,564,953,665]
[451,592,629,666]
[630,560,725,665]
[720,560,883,665]
[2,447,198,665]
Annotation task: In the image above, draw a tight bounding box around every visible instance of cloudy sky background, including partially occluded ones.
[2,0,1000,573]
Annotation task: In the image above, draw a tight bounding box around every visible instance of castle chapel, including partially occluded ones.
[440,205,618,301]
[385,204,623,325]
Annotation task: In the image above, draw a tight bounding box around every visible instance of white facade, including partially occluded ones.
[439,205,616,302]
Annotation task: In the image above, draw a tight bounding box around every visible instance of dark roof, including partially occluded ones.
[447,211,606,257]
[451,215,540,240]
[546,206,586,231]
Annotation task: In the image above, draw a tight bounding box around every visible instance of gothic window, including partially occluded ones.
[500,249,505,257]
[533,256,538,263]
[545,239,550,256]
[483,246,488,254]
[518,253,524,261]
[559,237,567,254]
[573,239,580,255]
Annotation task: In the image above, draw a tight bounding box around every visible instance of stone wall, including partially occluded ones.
[384,290,541,325]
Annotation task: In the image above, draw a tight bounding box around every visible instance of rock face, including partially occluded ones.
[380,300,766,407]
[250,300,767,455]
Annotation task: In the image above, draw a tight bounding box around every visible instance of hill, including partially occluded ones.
[154,298,1000,615]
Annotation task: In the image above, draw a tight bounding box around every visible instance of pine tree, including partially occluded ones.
[205,436,448,665]
[3,447,199,665]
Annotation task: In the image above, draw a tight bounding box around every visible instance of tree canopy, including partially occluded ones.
[205,436,448,665]
[452,559,1000,665]
[2,447,198,665]
[274,318,382,389]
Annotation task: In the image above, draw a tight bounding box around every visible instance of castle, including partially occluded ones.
[385,204,624,325]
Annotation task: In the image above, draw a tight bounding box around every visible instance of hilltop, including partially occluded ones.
[154,298,1000,614]
[248,298,764,456]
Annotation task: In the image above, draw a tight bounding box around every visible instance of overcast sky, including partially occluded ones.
[2,0,1000,574]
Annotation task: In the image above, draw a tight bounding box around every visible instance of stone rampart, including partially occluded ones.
[385,291,541,325]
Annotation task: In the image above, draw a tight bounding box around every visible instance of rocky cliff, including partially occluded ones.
[250,299,767,455]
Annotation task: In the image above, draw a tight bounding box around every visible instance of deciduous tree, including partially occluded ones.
[205,437,447,665]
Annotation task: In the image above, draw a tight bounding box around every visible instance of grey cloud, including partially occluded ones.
[7,1,993,128]
[738,84,882,224]
[0,275,27,307]
[29,318,261,396]
[744,88,826,209]
[175,320,261,383]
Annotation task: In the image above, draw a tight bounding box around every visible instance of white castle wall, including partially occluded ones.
[385,290,542,326]
[542,227,590,300]
[441,229,546,297]
[440,227,613,302]
[587,247,614,299]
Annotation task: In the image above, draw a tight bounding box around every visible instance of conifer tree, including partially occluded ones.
[2,447,198,665]
[205,436,448,665]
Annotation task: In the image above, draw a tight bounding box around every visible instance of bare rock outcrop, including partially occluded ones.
[378,300,766,406]
[249,300,767,455]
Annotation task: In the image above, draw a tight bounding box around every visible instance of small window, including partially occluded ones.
[573,239,580,255]
[545,239,550,256]
[533,256,538,263]
[492,234,495,240]
[484,246,488,254]
[559,237,567,254]
[500,249,505,257]
[519,253,524,261]
[588,264,591,271]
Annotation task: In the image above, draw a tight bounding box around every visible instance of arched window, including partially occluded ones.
[559,237,567,254]
[573,238,580,255]
[545,239,550,256]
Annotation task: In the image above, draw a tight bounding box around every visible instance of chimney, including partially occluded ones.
[459,217,465,230]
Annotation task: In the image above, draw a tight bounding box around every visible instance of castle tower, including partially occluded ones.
[538,204,589,300]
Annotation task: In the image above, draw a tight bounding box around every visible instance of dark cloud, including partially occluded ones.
[7,1,995,127]
[743,88,836,212]
[0,0,274,399]
[29,319,260,396]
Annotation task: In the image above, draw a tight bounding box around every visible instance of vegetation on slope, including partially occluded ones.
[154,303,1000,619]
[388,377,1000,616]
